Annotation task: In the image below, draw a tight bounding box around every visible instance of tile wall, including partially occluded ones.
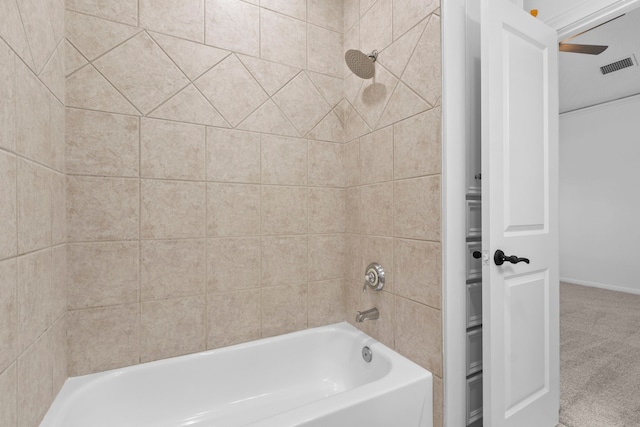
[64,0,348,376]
[0,0,68,426]
[0,0,443,425]
[342,0,443,425]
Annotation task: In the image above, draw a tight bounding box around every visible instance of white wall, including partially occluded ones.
[560,95,640,294]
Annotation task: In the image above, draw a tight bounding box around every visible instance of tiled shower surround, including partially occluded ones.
[0,0,442,425]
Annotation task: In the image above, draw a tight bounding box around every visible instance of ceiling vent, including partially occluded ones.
[600,56,637,75]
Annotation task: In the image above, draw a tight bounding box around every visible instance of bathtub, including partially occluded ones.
[40,322,433,427]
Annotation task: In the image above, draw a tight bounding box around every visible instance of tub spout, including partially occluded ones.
[356,308,379,323]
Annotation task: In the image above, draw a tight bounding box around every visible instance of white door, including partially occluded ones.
[481,0,559,426]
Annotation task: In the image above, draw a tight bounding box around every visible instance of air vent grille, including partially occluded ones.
[600,57,635,75]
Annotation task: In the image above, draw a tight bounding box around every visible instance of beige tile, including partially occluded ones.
[237,100,300,137]
[433,374,443,427]
[309,234,344,282]
[0,363,16,427]
[361,235,393,292]
[206,128,261,183]
[308,141,344,187]
[16,0,56,73]
[0,0,33,71]
[262,284,307,337]
[65,10,140,61]
[16,332,52,427]
[17,250,54,351]
[308,25,342,78]
[205,0,259,56]
[207,184,261,236]
[39,42,65,103]
[17,160,51,254]
[360,0,392,54]
[0,41,15,152]
[394,296,442,376]
[237,55,300,96]
[394,239,441,308]
[207,289,260,349]
[360,125,393,184]
[67,242,139,309]
[67,304,139,376]
[344,140,360,187]
[195,55,268,127]
[262,235,308,287]
[261,0,306,20]
[308,0,343,32]
[148,84,228,128]
[360,182,393,236]
[141,119,205,180]
[94,32,190,114]
[343,0,359,31]
[0,151,16,259]
[65,64,140,116]
[359,289,395,348]
[155,224,221,282]
[66,0,138,25]
[140,296,205,362]
[50,246,67,322]
[344,234,362,282]
[273,73,331,136]
[262,186,308,235]
[343,279,360,327]
[141,180,206,239]
[261,9,306,69]
[394,176,441,241]
[309,188,345,234]
[139,0,204,42]
[67,176,139,242]
[50,316,68,396]
[308,279,344,327]
[261,135,307,185]
[353,63,398,130]
[308,73,342,109]
[0,259,17,373]
[208,237,261,292]
[377,81,430,129]
[66,108,139,177]
[344,101,372,142]
[149,32,229,81]
[345,187,360,234]
[377,19,427,78]
[141,239,206,300]
[49,97,66,174]
[402,15,441,106]
[307,110,344,143]
[392,0,439,40]
[15,61,50,167]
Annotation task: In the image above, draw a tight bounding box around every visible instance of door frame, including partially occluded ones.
[441,0,640,425]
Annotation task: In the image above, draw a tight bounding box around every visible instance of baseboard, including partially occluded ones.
[560,277,640,296]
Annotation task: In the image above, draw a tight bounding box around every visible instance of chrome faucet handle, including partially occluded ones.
[363,263,384,292]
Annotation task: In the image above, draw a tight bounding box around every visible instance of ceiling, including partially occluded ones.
[559,7,640,113]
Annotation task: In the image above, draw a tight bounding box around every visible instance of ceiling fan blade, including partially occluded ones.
[559,43,609,55]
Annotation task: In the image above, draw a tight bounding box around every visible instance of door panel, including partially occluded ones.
[481,0,559,425]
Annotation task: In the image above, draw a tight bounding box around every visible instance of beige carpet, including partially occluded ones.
[560,282,640,427]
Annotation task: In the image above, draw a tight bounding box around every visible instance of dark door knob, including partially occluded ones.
[472,251,482,259]
[494,249,530,266]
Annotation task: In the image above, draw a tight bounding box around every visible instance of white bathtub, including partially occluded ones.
[41,322,432,427]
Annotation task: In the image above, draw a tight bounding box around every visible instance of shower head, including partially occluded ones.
[345,49,378,79]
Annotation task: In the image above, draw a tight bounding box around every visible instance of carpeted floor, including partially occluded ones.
[560,282,640,427]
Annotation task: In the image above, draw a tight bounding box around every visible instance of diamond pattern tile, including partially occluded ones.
[66,10,140,61]
[238,100,299,137]
[238,55,300,96]
[353,64,398,129]
[273,73,332,136]
[402,15,441,107]
[94,32,190,114]
[194,54,268,127]
[150,32,229,81]
[149,84,229,128]
[66,65,140,115]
